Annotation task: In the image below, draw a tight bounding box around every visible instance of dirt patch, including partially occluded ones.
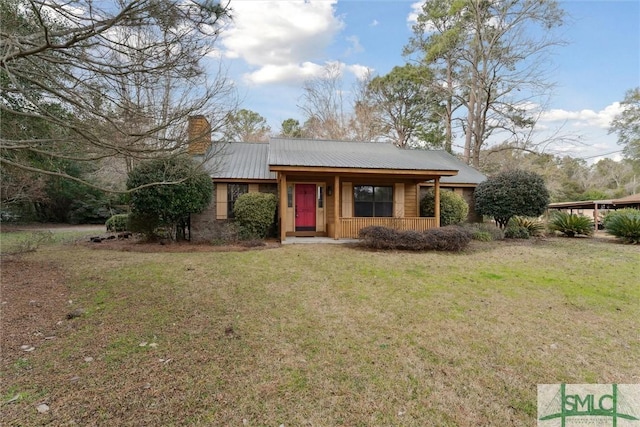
[0,257,71,368]
[78,234,281,253]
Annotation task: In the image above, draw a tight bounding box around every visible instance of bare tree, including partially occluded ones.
[298,62,351,140]
[407,0,565,167]
[349,70,385,142]
[298,63,389,142]
[1,0,235,192]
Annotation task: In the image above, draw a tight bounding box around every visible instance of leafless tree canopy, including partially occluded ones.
[1,0,236,192]
[407,0,566,167]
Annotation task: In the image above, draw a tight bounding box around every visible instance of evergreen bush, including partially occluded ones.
[106,214,129,232]
[420,189,469,225]
[549,212,594,237]
[509,216,545,237]
[504,225,530,239]
[603,208,640,244]
[474,170,549,228]
[127,212,162,239]
[127,156,212,241]
[233,192,277,239]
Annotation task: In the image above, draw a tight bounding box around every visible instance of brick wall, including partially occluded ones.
[188,116,211,156]
[190,182,279,242]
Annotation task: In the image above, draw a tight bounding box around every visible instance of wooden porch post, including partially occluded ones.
[334,175,340,240]
[279,173,287,242]
[593,202,599,233]
[434,177,441,227]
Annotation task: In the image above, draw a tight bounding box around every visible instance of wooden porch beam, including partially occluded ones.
[279,173,287,242]
[434,177,441,227]
[334,175,340,240]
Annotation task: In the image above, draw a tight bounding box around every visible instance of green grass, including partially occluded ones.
[2,238,639,426]
[0,229,95,255]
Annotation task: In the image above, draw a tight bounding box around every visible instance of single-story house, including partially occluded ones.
[547,193,640,230]
[187,116,486,242]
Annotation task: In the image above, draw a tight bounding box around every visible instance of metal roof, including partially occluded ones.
[548,194,640,209]
[204,142,275,180]
[434,153,487,185]
[613,193,640,204]
[203,138,486,185]
[269,138,459,172]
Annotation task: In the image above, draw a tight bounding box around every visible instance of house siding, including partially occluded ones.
[405,183,418,217]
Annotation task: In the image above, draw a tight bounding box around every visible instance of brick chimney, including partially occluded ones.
[188,115,212,156]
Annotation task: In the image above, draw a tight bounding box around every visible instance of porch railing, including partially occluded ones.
[338,217,437,239]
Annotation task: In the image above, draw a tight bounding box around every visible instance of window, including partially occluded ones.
[287,185,293,208]
[354,185,392,217]
[227,183,248,218]
[317,186,324,208]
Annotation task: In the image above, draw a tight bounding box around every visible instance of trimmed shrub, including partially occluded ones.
[549,211,594,237]
[420,188,469,225]
[474,169,549,228]
[396,230,429,251]
[233,192,277,239]
[504,225,530,239]
[359,226,401,249]
[509,216,545,237]
[106,214,129,232]
[423,226,473,251]
[603,208,640,244]
[359,225,472,252]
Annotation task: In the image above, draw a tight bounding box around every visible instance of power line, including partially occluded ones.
[577,149,625,160]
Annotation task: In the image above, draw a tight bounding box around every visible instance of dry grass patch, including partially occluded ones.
[1,237,638,426]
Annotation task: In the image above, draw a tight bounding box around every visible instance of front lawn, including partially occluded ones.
[1,237,638,426]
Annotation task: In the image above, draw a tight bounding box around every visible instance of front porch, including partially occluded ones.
[276,172,446,242]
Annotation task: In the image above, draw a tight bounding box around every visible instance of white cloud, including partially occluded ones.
[531,102,625,162]
[347,64,374,80]
[370,19,379,27]
[221,0,345,84]
[407,1,423,27]
[540,102,622,129]
[243,62,326,85]
[344,35,363,56]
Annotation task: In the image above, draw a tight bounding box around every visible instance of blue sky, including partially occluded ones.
[212,0,640,162]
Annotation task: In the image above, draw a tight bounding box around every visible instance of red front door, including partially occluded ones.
[295,184,316,231]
